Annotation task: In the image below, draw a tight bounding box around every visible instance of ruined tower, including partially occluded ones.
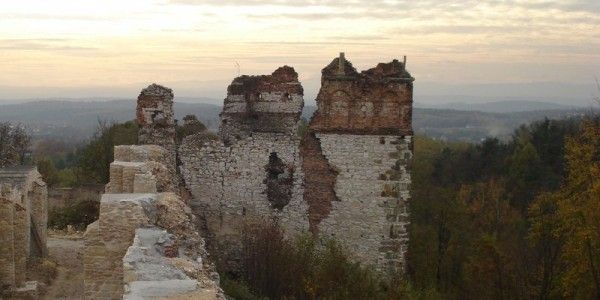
[179,67,308,268]
[302,53,414,272]
[136,84,177,166]
[179,56,413,273]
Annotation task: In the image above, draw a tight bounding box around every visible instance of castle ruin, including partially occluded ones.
[83,53,414,299]
[180,53,414,272]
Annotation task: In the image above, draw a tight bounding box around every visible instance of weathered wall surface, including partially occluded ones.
[302,53,414,272]
[180,133,308,266]
[0,196,15,289]
[0,166,48,295]
[85,142,222,299]
[180,67,308,268]
[314,134,411,272]
[83,193,157,300]
[219,66,304,144]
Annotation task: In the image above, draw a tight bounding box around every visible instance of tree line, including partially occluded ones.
[408,116,600,299]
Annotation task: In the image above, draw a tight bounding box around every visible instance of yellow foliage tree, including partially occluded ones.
[555,119,600,298]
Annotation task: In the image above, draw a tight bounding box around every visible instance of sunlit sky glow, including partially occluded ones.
[0,0,599,103]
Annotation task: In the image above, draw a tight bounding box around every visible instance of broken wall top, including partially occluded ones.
[310,54,414,135]
[136,84,175,128]
[219,66,305,142]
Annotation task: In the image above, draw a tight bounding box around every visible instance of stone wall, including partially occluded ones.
[312,134,411,272]
[179,132,308,268]
[219,66,304,144]
[83,193,157,300]
[0,196,15,290]
[105,145,177,194]
[84,144,222,299]
[179,55,414,273]
[0,166,48,295]
[179,67,308,268]
[301,54,414,272]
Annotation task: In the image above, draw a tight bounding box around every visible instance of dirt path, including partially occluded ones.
[43,235,84,299]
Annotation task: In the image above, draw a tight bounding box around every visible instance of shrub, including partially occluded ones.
[219,219,416,300]
[48,197,99,230]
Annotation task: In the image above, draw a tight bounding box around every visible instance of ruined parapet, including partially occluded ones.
[105,145,177,194]
[219,66,304,144]
[302,54,414,273]
[310,52,413,135]
[136,84,177,166]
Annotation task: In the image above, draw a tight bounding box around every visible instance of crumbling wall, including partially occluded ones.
[105,145,176,194]
[180,133,308,268]
[84,143,221,299]
[302,53,414,272]
[0,166,48,296]
[83,194,157,300]
[219,66,304,144]
[137,84,177,165]
[179,67,308,269]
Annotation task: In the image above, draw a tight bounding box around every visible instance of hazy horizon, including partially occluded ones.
[1,0,599,105]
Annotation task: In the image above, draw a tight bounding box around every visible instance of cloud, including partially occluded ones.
[0,12,115,21]
[0,39,98,52]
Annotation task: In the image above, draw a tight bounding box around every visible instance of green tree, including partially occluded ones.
[76,120,138,184]
[0,122,31,167]
[36,157,60,187]
[528,192,564,299]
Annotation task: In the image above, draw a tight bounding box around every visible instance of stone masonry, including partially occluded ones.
[180,67,308,269]
[0,166,48,295]
[303,53,414,272]
[179,54,414,273]
[83,53,413,294]
[84,94,222,299]
[137,83,177,166]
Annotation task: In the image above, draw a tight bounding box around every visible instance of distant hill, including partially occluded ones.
[0,99,590,143]
[0,100,221,142]
[416,100,581,113]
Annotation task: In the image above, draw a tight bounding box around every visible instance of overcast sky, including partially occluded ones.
[0,0,598,104]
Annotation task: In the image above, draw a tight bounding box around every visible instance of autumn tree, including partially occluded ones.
[554,119,600,298]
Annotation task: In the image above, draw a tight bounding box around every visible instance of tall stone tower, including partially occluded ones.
[302,53,414,272]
